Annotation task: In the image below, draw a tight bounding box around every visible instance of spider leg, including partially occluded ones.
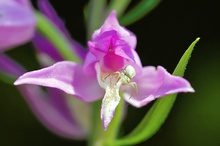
[104,71,122,85]
[128,82,138,99]
[105,71,120,79]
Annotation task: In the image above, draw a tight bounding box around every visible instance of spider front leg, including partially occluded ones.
[127,81,138,99]
[105,71,121,83]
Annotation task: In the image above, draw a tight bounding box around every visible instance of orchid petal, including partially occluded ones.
[92,11,136,50]
[88,30,117,59]
[90,10,137,55]
[87,11,138,73]
[0,0,36,50]
[15,0,33,10]
[18,85,86,139]
[83,52,98,77]
[0,53,25,76]
[48,88,76,124]
[124,66,194,107]
[123,49,143,74]
[100,51,125,72]
[14,61,104,102]
[88,31,139,69]
[153,66,194,96]
[101,86,121,130]
[33,32,63,62]
[95,63,122,130]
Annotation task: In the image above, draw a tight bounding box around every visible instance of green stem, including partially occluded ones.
[87,0,107,39]
[88,100,104,146]
[35,11,81,63]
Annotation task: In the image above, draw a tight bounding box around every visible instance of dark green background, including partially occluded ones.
[1,0,220,145]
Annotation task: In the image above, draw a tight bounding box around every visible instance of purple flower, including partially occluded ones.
[14,11,194,130]
[0,0,36,51]
[0,1,89,139]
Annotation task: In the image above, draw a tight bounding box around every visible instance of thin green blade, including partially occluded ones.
[111,38,200,146]
[120,0,161,26]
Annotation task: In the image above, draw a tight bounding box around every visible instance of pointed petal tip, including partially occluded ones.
[101,110,111,131]
[14,76,23,85]
[105,10,118,25]
[185,84,195,92]
[123,65,195,108]
[13,72,34,86]
[190,88,195,92]
[165,86,195,95]
[102,120,109,131]
[109,10,116,16]
[184,86,195,93]
[14,80,19,85]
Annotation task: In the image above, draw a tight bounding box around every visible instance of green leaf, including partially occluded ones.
[0,72,17,84]
[86,0,107,39]
[88,100,103,146]
[107,0,132,18]
[173,38,200,76]
[35,11,81,63]
[120,0,161,26]
[111,38,200,146]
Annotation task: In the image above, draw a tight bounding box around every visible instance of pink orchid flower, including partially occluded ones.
[0,0,36,51]
[14,11,194,130]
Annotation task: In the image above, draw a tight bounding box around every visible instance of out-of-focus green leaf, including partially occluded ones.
[88,100,104,146]
[35,11,81,63]
[107,0,131,18]
[120,0,161,26]
[83,4,89,25]
[0,72,16,84]
[111,38,200,146]
[86,0,107,39]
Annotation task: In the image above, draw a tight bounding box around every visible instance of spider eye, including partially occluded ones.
[124,65,136,79]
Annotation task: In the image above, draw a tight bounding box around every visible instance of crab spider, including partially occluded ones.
[105,65,138,98]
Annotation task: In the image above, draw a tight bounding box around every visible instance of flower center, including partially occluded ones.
[95,64,138,129]
[101,52,124,72]
[96,64,138,99]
